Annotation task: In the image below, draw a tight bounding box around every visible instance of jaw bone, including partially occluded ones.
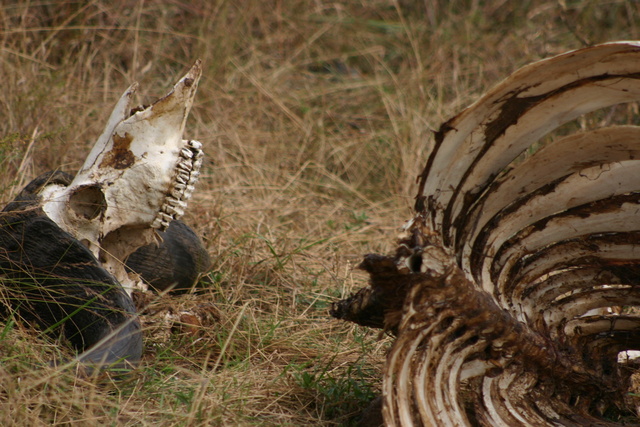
[40,60,204,292]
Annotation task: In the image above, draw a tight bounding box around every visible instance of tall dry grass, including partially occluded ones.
[0,0,639,425]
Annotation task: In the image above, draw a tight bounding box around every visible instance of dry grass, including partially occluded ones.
[0,0,639,425]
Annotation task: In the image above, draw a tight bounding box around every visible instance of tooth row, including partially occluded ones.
[151,140,204,231]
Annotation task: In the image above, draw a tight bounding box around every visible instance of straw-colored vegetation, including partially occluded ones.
[0,1,639,425]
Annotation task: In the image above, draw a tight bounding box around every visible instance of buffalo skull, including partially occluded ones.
[0,61,204,368]
[39,61,204,293]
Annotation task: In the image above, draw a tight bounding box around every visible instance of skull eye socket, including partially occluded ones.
[69,185,106,220]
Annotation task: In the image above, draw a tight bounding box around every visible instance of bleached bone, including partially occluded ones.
[332,42,640,425]
[40,61,204,293]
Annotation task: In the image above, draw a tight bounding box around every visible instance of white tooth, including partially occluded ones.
[182,191,194,202]
[165,205,184,217]
[180,148,194,159]
[164,196,178,206]
[168,198,187,209]
[151,217,163,229]
[194,149,204,159]
[177,161,191,172]
[171,185,186,199]
[192,158,203,170]
[178,171,190,182]
[187,171,200,183]
[188,140,202,150]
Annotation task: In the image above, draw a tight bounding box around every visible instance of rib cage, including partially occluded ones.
[402,41,640,425]
[333,42,640,425]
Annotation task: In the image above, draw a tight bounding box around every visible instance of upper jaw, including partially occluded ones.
[77,59,202,188]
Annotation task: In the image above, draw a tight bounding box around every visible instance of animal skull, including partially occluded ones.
[39,61,204,292]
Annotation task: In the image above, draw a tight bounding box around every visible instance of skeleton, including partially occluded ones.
[0,61,204,367]
[333,42,640,425]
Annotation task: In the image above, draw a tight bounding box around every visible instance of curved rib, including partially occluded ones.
[459,126,640,274]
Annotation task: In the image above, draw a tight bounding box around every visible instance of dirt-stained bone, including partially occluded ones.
[333,42,640,425]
